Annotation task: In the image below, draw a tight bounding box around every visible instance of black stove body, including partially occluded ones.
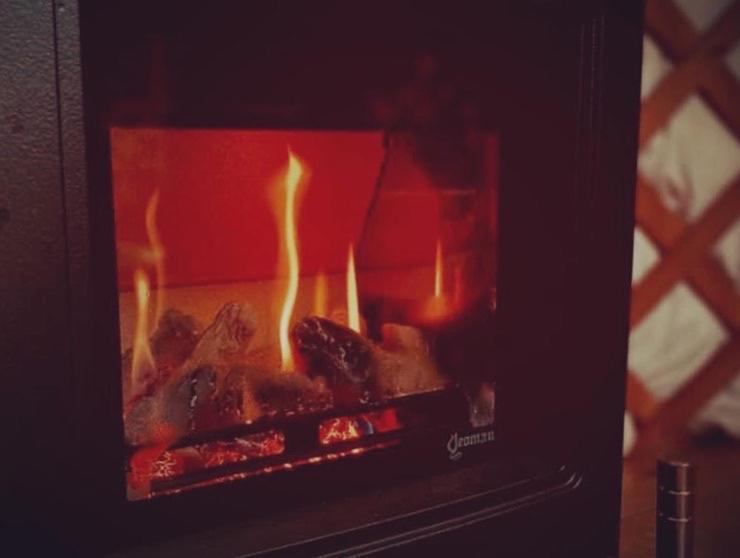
[0,1,642,556]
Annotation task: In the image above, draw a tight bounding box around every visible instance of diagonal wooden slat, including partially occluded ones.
[640,1,740,147]
[626,371,660,424]
[688,256,740,332]
[651,338,740,437]
[634,175,685,246]
[701,60,740,144]
[631,176,740,328]
[644,0,696,59]
[634,176,740,331]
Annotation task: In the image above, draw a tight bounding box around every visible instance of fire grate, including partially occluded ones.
[128,387,470,497]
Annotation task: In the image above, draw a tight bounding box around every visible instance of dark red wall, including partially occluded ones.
[112,129,385,290]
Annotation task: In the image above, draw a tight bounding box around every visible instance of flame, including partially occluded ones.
[131,268,155,389]
[417,236,460,325]
[434,236,443,298]
[313,269,328,317]
[319,417,362,445]
[319,410,401,446]
[277,151,304,371]
[346,243,360,333]
[145,189,165,323]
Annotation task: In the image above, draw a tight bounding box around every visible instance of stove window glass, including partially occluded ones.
[112,128,498,500]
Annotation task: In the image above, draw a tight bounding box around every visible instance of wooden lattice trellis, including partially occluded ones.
[627,0,740,455]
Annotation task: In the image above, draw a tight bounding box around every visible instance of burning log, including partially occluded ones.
[179,302,257,383]
[123,309,202,404]
[125,394,161,446]
[125,367,219,446]
[216,365,258,422]
[151,309,201,369]
[292,316,445,403]
[124,302,257,445]
[125,302,443,450]
[164,366,219,434]
[292,316,375,404]
[224,365,332,417]
[372,323,445,397]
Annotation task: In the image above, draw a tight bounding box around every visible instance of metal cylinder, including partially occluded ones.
[656,459,695,558]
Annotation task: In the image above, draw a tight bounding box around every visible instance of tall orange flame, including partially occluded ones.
[346,243,360,333]
[434,236,443,298]
[145,189,165,323]
[278,151,304,371]
[417,235,458,325]
[313,269,328,318]
[131,268,155,388]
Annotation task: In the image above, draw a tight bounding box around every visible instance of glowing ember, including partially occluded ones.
[127,432,175,493]
[319,409,402,446]
[150,442,397,499]
[277,150,304,371]
[141,431,286,483]
[149,450,185,481]
[346,243,361,333]
[372,408,402,433]
[199,431,285,469]
[131,268,155,388]
[319,417,362,445]
[313,269,329,317]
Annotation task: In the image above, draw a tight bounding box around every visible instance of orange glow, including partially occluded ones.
[434,236,443,298]
[277,150,304,371]
[319,417,361,445]
[319,410,401,446]
[150,441,396,498]
[346,244,360,333]
[145,189,165,323]
[131,268,156,389]
[313,269,329,317]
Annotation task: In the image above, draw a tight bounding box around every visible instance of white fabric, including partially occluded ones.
[673,0,735,31]
[629,283,728,400]
[713,219,740,291]
[632,228,661,284]
[623,412,637,456]
[696,375,740,437]
[638,95,740,222]
[641,36,673,100]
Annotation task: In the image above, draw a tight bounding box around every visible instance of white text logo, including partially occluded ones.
[447,429,495,461]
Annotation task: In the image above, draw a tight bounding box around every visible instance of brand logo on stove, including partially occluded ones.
[447,429,495,461]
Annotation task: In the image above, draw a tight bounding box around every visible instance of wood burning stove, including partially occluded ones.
[0,1,643,555]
